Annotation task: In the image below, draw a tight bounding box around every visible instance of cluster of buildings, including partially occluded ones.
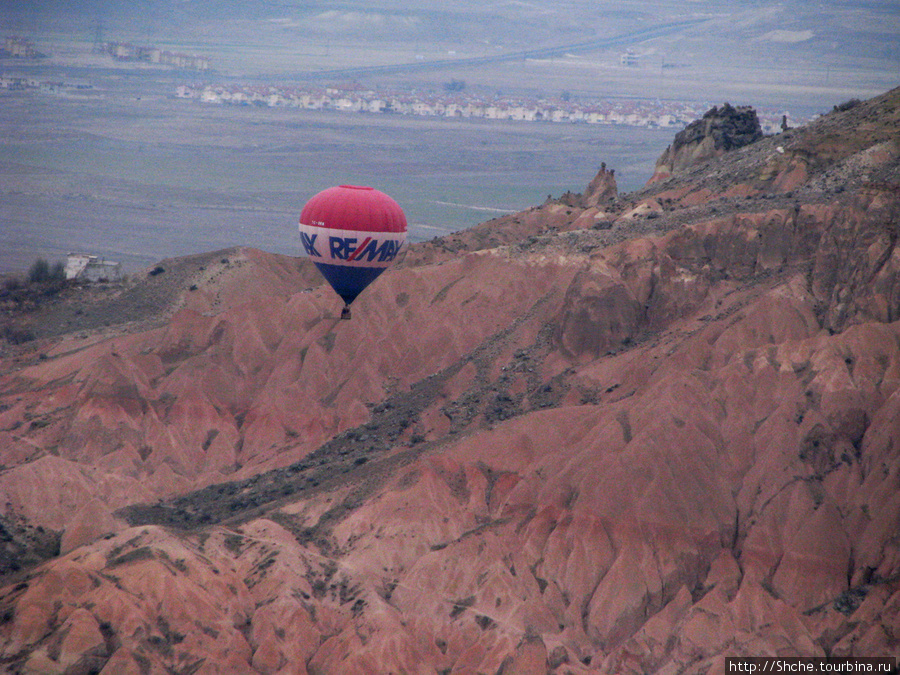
[0,73,92,93]
[0,74,35,90]
[104,41,210,71]
[2,35,209,71]
[2,36,44,59]
[176,83,712,128]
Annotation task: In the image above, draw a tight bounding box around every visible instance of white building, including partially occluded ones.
[65,254,122,282]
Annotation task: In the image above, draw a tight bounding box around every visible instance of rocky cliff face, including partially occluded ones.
[651,102,764,183]
[1,87,899,674]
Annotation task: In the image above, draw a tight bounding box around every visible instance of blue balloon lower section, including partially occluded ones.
[314,262,387,305]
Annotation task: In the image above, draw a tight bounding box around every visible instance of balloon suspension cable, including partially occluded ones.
[340,304,352,320]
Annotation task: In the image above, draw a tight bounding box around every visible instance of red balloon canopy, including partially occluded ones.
[299,185,406,234]
[298,185,408,312]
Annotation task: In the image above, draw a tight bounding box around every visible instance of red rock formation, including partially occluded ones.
[1,87,899,674]
[582,164,618,208]
[651,103,764,183]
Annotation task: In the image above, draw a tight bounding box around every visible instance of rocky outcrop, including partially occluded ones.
[582,163,618,208]
[651,102,763,182]
[1,87,899,674]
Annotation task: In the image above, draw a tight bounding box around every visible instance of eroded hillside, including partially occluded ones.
[1,88,899,674]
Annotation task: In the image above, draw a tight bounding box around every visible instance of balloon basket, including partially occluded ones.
[340,305,352,320]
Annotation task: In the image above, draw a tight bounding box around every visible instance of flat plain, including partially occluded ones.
[0,74,673,273]
[2,0,897,273]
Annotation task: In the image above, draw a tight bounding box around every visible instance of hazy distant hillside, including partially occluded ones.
[4,0,898,106]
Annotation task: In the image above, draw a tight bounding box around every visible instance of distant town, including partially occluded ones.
[2,33,806,133]
[2,35,210,71]
[176,82,803,133]
[101,41,211,71]
[0,72,93,94]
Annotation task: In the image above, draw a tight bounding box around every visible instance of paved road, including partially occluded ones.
[292,18,707,80]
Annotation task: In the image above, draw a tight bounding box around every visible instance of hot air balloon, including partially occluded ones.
[298,185,407,319]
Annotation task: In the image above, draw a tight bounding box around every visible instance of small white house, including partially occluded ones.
[65,253,122,282]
